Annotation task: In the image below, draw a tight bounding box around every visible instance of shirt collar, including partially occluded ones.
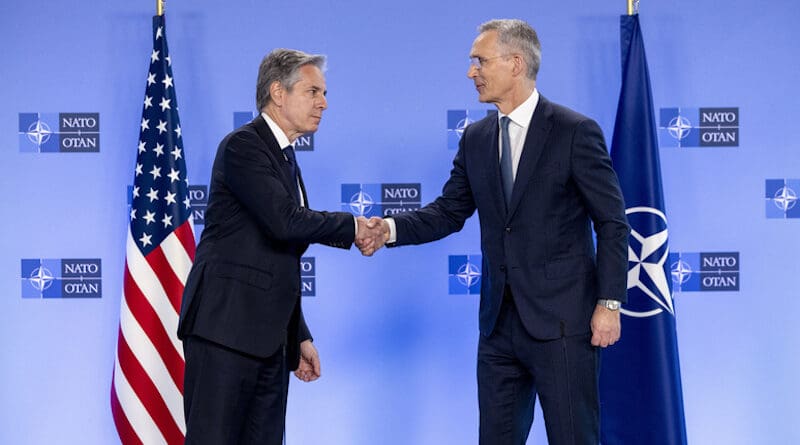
[261,112,292,149]
[499,89,539,129]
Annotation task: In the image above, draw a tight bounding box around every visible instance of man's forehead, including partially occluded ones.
[470,31,497,55]
[296,65,326,86]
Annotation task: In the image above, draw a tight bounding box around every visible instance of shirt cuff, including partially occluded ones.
[385,217,397,244]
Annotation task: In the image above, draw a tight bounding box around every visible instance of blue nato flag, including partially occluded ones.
[600,14,688,445]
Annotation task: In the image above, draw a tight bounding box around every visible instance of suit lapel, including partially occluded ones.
[251,116,303,205]
[506,96,553,220]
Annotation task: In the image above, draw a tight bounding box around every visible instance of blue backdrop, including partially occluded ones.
[2,1,799,444]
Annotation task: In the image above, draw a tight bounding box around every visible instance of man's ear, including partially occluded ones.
[269,81,283,106]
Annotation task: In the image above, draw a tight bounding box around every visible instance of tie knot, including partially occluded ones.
[282,145,296,164]
[500,116,511,131]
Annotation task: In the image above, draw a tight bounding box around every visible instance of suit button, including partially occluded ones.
[505,227,511,232]
[499,265,506,271]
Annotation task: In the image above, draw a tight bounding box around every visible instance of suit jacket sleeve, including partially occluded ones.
[225,130,355,247]
[392,134,477,245]
[571,119,630,302]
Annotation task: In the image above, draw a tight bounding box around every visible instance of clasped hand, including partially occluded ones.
[355,216,389,256]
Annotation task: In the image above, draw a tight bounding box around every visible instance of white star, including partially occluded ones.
[156,26,163,39]
[143,210,156,224]
[168,168,180,183]
[166,55,171,66]
[146,188,159,202]
[144,95,153,109]
[130,208,137,220]
[138,141,147,153]
[139,232,153,247]
[162,214,173,228]
[149,165,162,180]
[164,190,177,205]
[159,97,171,112]
[627,226,673,315]
[162,73,173,89]
[132,186,140,198]
[174,124,182,138]
[157,120,168,134]
[153,142,165,157]
[135,163,143,176]
[183,197,192,209]
[150,49,160,63]
[146,72,157,86]
[140,118,150,132]
[171,146,182,160]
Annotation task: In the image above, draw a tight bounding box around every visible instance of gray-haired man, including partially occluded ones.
[178,48,384,444]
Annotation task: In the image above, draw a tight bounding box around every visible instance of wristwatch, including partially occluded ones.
[597,299,621,311]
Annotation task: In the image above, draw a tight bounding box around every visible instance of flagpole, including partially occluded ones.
[157,0,164,16]
[627,0,638,15]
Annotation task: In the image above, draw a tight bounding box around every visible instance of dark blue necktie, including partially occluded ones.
[282,145,301,204]
[499,116,514,208]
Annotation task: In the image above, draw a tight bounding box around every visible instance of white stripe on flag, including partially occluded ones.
[120,291,186,433]
[160,231,193,285]
[114,351,168,445]
[126,229,184,358]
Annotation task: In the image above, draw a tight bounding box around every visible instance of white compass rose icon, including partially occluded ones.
[26,120,52,149]
[29,266,55,292]
[456,262,481,287]
[773,186,797,212]
[349,191,374,216]
[667,115,692,141]
[624,207,674,318]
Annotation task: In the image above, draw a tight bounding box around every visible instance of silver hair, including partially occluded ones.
[255,48,326,111]
[478,19,541,80]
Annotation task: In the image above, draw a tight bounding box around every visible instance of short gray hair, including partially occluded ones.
[256,48,326,111]
[478,19,541,80]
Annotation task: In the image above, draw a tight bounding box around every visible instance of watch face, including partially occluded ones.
[607,301,620,310]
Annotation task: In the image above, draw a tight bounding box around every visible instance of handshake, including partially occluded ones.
[355,216,390,256]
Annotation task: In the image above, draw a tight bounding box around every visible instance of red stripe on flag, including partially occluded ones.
[124,262,185,392]
[111,370,144,445]
[174,220,196,260]
[116,328,184,445]
[144,246,185,314]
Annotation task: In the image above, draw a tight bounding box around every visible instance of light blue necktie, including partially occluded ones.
[499,116,514,208]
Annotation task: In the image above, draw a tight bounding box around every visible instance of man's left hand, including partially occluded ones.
[295,340,321,382]
[590,305,621,347]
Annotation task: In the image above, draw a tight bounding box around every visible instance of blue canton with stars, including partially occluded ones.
[130,16,191,256]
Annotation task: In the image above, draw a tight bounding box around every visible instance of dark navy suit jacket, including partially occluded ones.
[392,95,629,339]
[178,116,354,369]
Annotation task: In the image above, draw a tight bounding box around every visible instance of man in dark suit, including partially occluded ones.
[366,19,630,444]
[178,49,383,445]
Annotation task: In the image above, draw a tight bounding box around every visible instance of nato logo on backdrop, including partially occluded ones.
[765,179,800,218]
[668,252,739,292]
[658,107,739,147]
[341,183,421,218]
[449,255,482,294]
[19,112,100,152]
[301,257,315,297]
[447,109,496,150]
[233,111,314,151]
[21,259,102,298]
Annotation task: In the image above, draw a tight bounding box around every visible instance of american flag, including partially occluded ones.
[111,15,195,445]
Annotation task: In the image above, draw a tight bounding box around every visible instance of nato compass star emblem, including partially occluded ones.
[670,259,693,285]
[26,120,53,149]
[773,186,798,212]
[28,266,55,292]
[455,117,474,139]
[667,115,692,141]
[624,206,674,318]
[456,261,481,287]
[349,191,374,216]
